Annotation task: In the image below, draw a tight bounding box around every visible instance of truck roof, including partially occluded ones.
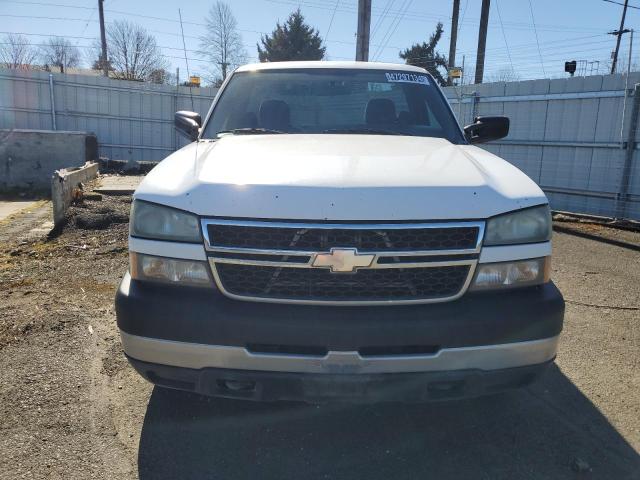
[235,61,429,74]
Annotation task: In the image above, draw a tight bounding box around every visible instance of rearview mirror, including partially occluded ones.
[175,111,201,141]
[463,116,509,144]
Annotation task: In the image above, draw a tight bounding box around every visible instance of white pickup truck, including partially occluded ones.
[116,61,564,402]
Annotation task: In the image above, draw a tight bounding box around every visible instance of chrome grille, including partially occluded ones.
[207,224,479,251]
[216,264,471,301]
[202,219,485,305]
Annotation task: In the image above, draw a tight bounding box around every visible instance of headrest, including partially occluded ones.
[365,98,396,125]
[259,100,290,130]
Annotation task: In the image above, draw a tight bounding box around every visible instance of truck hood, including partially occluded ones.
[135,134,547,220]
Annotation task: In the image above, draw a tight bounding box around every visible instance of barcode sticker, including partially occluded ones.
[385,72,429,84]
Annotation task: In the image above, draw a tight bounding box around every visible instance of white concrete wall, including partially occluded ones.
[51,162,99,225]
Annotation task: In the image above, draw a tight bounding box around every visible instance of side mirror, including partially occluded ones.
[463,116,509,144]
[175,111,201,141]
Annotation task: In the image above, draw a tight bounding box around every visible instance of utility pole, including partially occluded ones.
[458,55,466,123]
[448,0,460,86]
[610,0,629,74]
[355,0,372,61]
[474,0,490,84]
[98,0,108,77]
[621,29,634,141]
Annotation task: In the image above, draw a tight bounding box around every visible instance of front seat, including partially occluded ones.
[259,100,291,130]
[365,98,397,125]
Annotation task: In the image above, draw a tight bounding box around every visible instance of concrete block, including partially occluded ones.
[0,129,98,192]
[51,161,99,225]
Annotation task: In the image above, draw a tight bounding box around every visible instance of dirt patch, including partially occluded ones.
[53,194,131,235]
[0,195,130,349]
[553,213,640,249]
[0,192,136,479]
[102,341,128,377]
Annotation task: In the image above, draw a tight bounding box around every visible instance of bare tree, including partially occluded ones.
[0,34,38,69]
[92,20,168,81]
[486,68,521,83]
[40,37,80,73]
[148,68,175,85]
[199,1,246,83]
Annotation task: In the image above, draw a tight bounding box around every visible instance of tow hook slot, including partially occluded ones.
[217,379,256,392]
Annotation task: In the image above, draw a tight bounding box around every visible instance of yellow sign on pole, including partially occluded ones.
[448,67,462,79]
[189,76,201,87]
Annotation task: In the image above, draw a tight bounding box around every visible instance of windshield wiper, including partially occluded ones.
[322,128,402,136]
[217,127,286,137]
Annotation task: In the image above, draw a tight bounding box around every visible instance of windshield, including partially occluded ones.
[201,68,465,143]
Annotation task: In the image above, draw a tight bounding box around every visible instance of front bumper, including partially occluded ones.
[120,330,559,374]
[115,273,564,400]
[127,355,554,402]
[116,273,564,351]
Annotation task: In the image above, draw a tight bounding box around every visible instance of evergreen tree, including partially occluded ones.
[399,22,448,86]
[257,9,325,62]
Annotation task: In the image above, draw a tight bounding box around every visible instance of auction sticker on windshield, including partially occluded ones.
[385,72,430,84]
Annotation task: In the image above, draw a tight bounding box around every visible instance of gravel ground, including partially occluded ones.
[0,197,638,479]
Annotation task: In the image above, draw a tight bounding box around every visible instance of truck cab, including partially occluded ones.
[116,61,564,402]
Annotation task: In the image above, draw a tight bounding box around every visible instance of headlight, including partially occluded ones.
[130,253,212,287]
[130,200,201,243]
[470,257,550,291]
[484,205,551,246]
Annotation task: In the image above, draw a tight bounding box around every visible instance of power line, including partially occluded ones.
[265,0,606,34]
[5,0,609,35]
[454,33,607,57]
[528,0,546,77]
[456,0,469,52]
[400,43,628,66]
[3,2,630,78]
[608,0,631,74]
[1,39,621,81]
[0,11,406,50]
[0,7,263,35]
[0,32,255,57]
[602,0,640,9]
[370,0,406,60]
[0,31,615,63]
[494,0,514,74]
[178,8,194,110]
[370,0,395,41]
[0,4,611,55]
[4,28,607,57]
[372,0,412,61]
[3,0,94,10]
[77,6,96,39]
[324,0,340,42]
[0,40,253,63]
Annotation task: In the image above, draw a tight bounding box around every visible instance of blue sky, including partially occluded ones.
[1,0,639,83]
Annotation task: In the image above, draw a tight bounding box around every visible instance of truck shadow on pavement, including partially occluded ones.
[137,365,639,479]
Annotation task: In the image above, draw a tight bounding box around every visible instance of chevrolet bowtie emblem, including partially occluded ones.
[311,248,375,273]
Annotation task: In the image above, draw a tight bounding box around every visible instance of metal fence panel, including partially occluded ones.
[0,69,217,162]
[1,69,639,221]
[445,72,640,221]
